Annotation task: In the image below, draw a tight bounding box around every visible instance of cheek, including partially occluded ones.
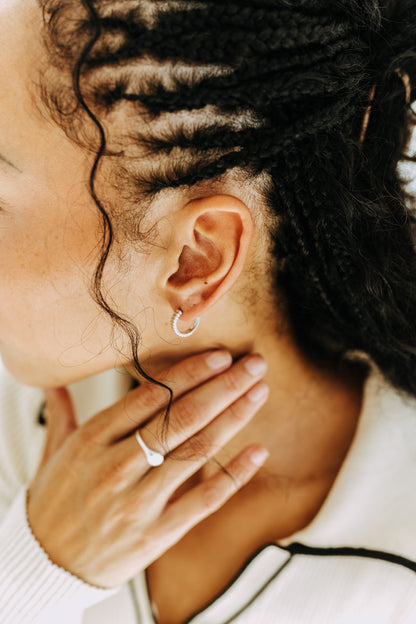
[0,183,158,385]
[0,199,111,359]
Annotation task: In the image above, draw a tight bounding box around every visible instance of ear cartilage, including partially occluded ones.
[171,309,200,338]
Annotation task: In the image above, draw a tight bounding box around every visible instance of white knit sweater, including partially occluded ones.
[0,358,416,624]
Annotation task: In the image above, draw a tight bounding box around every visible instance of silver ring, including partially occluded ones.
[135,429,165,467]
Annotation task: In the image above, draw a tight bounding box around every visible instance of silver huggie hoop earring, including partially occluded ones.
[171,309,200,338]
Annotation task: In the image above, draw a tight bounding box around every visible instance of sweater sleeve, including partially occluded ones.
[0,487,119,624]
[0,362,122,623]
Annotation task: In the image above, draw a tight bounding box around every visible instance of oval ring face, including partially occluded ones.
[135,429,165,467]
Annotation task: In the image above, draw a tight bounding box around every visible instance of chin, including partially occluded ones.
[0,348,82,388]
[0,356,56,387]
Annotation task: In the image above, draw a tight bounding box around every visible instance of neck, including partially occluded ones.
[136,314,367,493]
[143,326,368,624]
[235,329,366,476]
[197,326,367,538]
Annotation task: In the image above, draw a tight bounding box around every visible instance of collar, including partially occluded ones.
[278,361,416,561]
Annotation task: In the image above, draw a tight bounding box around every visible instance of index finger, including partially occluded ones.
[84,350,233,443]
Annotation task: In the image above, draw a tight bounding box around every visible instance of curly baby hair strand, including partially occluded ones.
[37,0,416,399]
[71,0,176,443]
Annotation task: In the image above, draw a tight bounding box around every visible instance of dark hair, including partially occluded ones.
[37,0,416,400]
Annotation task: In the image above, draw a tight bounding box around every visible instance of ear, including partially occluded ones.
[162,195,253,322]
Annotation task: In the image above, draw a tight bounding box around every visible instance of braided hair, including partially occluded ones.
[37,0,416,398]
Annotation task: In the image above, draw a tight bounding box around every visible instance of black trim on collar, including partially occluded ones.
[210,542,416,624]
[282,542,416,573]
[143,541,416,624]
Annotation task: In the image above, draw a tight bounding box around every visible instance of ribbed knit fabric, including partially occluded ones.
[0,362,131,624]
[0,487,117,624]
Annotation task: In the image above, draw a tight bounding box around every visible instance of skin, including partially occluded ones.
[2,1,367,622]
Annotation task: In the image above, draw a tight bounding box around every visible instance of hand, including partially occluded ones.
[27,351,269,588]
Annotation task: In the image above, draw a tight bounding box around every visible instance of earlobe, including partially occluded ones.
[164,195,253,322]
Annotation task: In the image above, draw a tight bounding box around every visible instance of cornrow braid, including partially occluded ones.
[38,0,416,397]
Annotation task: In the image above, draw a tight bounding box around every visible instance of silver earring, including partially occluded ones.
[171,309,200,338]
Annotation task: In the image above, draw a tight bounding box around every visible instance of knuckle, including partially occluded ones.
[171,396,199,433]
[88,467,129,505]
[108,457,132,485]
[82,410,112,442]
[189,431,212,459]
[201,483,224,510]
[227,399,250,424]
[177,431,212,463]
[222,368,243,394]
[229,457,250,485]
[182,359,205,385]
[74,426,99,453]
[95,461,122,490]
[130,383,167,415]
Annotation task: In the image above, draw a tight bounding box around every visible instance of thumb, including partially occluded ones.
[39,387,78,465]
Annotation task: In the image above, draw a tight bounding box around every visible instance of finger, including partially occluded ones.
[87,349,233,443]
[38,388,78,466]
[128,354,267,459]
[103,380,268,491]
[148,445,269,554]
[142,381,270,501]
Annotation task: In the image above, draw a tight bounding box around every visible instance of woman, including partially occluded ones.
[1,0,416,622]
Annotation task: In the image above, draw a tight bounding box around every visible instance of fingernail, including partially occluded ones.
[247,382,269,403]
[250,448,270,466]
[206,350,232,370]
[243,355,267,377]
